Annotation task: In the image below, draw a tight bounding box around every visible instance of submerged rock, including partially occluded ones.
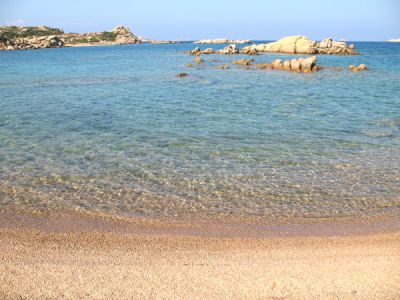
[232,59,254,66]
[176,72,189,77]
[349,64,368,72]
[216,64,230,69]
[194,57,204,63]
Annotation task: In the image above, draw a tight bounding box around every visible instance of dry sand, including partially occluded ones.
[0,211,399,299]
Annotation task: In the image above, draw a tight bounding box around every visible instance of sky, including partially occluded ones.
[0,0,399,41]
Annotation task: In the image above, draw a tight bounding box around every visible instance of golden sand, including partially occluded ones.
[0,211,399,299]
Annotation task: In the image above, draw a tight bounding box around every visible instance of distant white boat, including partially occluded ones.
[388,38,400,42]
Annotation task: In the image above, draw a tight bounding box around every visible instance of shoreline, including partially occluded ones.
[1,209,399,299]
[1,208,400,238]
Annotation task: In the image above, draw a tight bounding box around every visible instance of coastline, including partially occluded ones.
[1,210,399,299]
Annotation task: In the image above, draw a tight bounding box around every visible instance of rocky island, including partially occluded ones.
[241,36,358,55]
[0,25,142,51]
[194,38,251,44]
[189,36,358,56]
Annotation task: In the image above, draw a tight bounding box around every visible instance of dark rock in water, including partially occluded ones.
[176,73,189,78]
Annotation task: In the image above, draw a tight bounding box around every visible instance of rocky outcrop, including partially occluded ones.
[216,44,239,55]
[241,47,259,55]
[0,25,142,50]
[317,38,356,55]
[194,38,251,44]
[202,48,215,54]
[0,35,64,50]
[112,26,141,44]
[256,56,319,73]
[0,26,65,50]
[349,64,367,72]
[190,47,202,55]
[190,45,239,55]
[63,26,141,46]
[242,36,358,55]
[242,36,317,54]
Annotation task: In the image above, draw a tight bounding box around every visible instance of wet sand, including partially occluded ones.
[1,211,399,299]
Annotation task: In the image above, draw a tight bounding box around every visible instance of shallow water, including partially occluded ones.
[0,42,399,220]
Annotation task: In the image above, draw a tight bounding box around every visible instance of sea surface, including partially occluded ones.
[0,42,399,221]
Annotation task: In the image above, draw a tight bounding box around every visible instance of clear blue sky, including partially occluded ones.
[1,0,399,41]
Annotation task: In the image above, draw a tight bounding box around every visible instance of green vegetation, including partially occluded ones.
[67,38,90,44]
[0,26,64,39]
[66,31,117,44]
[97,31,117,41]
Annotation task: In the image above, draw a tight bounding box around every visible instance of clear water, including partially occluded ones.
[0,42,399,220]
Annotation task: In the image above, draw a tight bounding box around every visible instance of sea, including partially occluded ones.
[0,41,399,221]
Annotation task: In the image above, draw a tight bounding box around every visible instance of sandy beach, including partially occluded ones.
[1,211,399,299]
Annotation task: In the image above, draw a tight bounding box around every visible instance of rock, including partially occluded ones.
[358,64,367,70]
[202,48,215,54]
[257,56,319,73]
[283,60,291,71]
[242,36,317,54]
[190,47,202,55]
[349,64,368,72]
[272,59,283,70]
[194,57,204,63]
[194,38,251,44]
[319,38,333,48]
[112,26,141,44]
[186,63,193,68]
[299,56,317,72]
[1,35,65,51]
[232,59,254,66]
[241,35,358,55]
[217,64,230,69]
[317,38,358,55]
[176,73,189,77]
[241,47,259,55]
[256,63,273,69]
[216,44,239,55]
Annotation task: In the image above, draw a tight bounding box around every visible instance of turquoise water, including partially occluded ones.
[0,42,399,220]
